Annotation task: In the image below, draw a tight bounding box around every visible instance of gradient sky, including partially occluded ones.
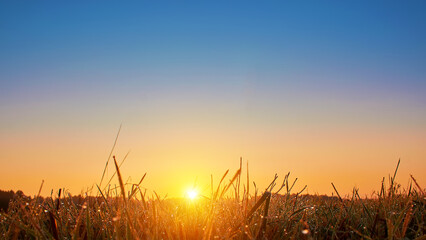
[1,1,425,198]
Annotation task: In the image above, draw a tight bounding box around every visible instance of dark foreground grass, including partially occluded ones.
[1,159,425,239]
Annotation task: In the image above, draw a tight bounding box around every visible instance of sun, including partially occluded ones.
[186,189,199,200]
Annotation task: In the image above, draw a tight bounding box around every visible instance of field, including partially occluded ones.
[1,159,424,240]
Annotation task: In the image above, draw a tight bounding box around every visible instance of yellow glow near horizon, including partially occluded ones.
[186,189,199,200]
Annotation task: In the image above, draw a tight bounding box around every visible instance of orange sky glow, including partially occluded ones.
[1,2,425,198]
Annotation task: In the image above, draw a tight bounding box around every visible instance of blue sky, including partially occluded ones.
[1,1,425,129]
[2,2,425,90]
[1,1,425,196]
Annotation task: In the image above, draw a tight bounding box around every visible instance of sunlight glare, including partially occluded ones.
[186,189,199,200]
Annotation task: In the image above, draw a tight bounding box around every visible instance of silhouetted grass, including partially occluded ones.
[1,159,424,239]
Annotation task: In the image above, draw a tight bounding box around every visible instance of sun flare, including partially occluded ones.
[186,189,199,200]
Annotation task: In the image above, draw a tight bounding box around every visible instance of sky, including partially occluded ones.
[0,1,425,198]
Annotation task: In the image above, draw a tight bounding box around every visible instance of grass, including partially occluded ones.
[1,158,424,239]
